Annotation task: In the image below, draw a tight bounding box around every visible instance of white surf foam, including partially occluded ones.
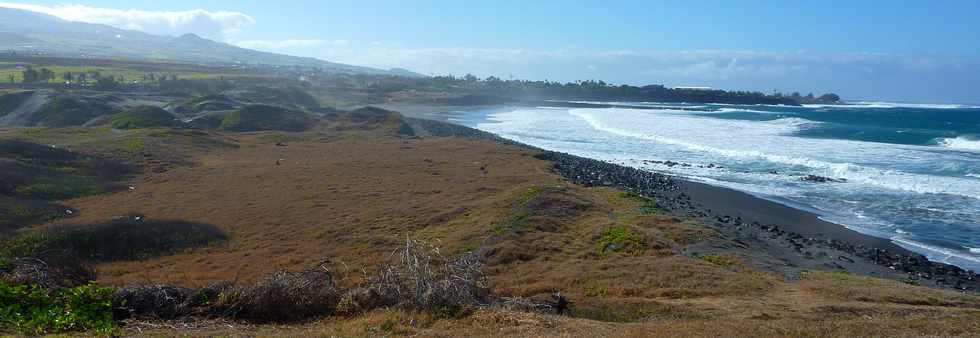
[471,106,980,273]
[715,107,778,114]
[568,108,980,199]
[937,137,980,152]
[892,237,980,267]
[847,101,980,109]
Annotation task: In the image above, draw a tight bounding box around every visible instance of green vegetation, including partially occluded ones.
[33,96,116,127]
[13,180,103,200]
[0,283,116,335]
[235,86,320,109]
[0,218,228,263]
[617,191,660,214]
[219,104,316,132]
[596,226,647,256]
[492,186,542,234]
[583,282,609,297]
[0,198,66,232]
[693,253,739,268]
[369,75,841,106]
[122,137,145,153]
[0,91,31,117]
[516,186,542,208]
[0,140,133,230]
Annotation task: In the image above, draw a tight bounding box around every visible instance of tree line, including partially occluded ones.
[358,74,842,105]
[11,66,189,91]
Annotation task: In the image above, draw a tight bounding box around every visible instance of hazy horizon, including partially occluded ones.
[3,0,979,103]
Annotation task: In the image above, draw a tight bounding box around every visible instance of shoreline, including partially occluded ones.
[676,179,913,255]
[394,103,979,291]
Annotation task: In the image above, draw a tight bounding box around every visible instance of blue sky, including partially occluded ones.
[5,0,980,103]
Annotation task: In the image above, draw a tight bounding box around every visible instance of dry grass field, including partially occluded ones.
[3,123,973,336]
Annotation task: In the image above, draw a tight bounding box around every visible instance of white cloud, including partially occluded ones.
[233,38,351,51]
[271,44,977,101]
[235,38,326,50]
[0,2,254,39]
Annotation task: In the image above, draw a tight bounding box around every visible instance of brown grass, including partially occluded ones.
[10,128,979,336]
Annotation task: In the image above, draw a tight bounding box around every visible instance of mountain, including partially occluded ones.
[0,7,422,77]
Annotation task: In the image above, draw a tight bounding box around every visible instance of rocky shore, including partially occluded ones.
[405,115,979,292]
[535,150,978,291]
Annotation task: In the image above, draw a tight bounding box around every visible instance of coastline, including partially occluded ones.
[391,103,979,291]
[677,179,912,255]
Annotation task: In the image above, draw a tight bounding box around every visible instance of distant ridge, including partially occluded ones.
[0,7,423,77]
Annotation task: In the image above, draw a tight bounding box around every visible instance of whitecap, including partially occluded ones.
[936,137,980,152]
[568,108,980,199]
[848,101,980,109]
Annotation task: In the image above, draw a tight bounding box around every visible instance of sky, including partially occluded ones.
[3,0,980,103]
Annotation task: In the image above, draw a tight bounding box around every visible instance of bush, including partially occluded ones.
[0,256,96,290]
[208,268,338,322]
[113,284,194,320]
[0,282,116,335]
[365,240,489,317]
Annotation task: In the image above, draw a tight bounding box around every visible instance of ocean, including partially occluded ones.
[451,101,980,272]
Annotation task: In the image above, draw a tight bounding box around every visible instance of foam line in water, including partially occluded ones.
[892,237,980,267]
[569,108,980,199]
[844,101,980,109]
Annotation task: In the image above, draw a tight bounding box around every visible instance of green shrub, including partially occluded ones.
[108,105,178,129]
[596,226,647,256]
[693,253,739,268]
[0,282,116,335]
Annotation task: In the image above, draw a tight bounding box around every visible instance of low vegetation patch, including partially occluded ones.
[0,239,491,335]
[218,104,316,132]
[0,217,228,264]
[0,282,116,335]
[0,140,134,230]
[108,105,179,129]
[595,226,647,256]
[492,186,593,234]
[32,96,118,127]
[0,90,32,117]
[492,186,542,234]
[618,191,660,214]
[692,252,740,268]
[0,197,67,233]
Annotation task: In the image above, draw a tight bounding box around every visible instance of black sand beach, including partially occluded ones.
[393,103,979,291]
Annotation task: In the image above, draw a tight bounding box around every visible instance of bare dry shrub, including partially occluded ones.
[0,255,95,290]
[113,284,194,319]
[208,266,338,323]
[363,239,489,316]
